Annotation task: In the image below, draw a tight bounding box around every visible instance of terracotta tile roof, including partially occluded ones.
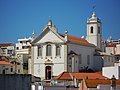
[0,56,9,60]
[85,79,120,88]
[68,35,89,44]
[73,72,106,80]
[53,72,107,80]
[53,72,72,80]
[60,34,94,46]
[0,61,14,66]
[0,43,13,47]
[106,44,116,47]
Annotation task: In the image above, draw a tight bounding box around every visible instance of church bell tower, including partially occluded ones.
[86,12,102,50]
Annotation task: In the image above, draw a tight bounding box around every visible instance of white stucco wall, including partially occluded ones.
[102,55,115,67]
[86,19,102,49]
[116,44,120,54]
[93,56,103,71]
[87,24,98,45]
[102,66,120,79]
[1,45,15,56]
[106,47,116,55]
[0,48,2,55]
[0,65,15,74]
[37,30,65,43]
[68,43,95,71]
[32,29,67,79]
[33,44,66,77]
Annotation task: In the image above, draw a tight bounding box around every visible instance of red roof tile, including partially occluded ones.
[68,35,89,44]
[85,79,120,88]
[60,34,94,46]
[0,43,13,47]
[0,61,14,66]
[106,44,116,47]
[54,72,107,80]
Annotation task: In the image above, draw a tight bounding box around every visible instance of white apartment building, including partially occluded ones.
[0,43,15,57]
[15,33,35,74]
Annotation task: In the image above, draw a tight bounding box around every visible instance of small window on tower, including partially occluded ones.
[98,27,100,34]
[90,26,93,33]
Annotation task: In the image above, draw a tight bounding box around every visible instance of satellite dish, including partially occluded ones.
[65,30,68,34]
[81,36,84,38]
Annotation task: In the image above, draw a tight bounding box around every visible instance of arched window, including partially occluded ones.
[56,45,60,56]
[38,46,42,56]
[46,45,51,56]
[90,26,93,33]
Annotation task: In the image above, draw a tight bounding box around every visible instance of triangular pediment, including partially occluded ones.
[68,50,78,56]
[32,27,66,44]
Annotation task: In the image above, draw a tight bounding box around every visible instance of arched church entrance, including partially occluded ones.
[45,66,51,80]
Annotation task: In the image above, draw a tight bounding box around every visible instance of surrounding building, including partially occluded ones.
[15,32,35,74]
[0,43,15,57]
[0,43,21,74]
[0,61,15,74]
[101,36,120,80]
[103,62,120,79]
[105,43,120,55]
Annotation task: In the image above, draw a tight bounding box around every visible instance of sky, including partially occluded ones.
[0,0,120,43]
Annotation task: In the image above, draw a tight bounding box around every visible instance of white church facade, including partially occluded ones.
[29,12,103,80]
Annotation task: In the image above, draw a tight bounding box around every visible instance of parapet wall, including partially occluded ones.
[0,74,32,90]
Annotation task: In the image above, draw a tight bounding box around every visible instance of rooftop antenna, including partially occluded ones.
[92,5,97,18]
[49,16,51,20]
[93,5,96,12]
[32,29,35,39]
[65,29,68,35]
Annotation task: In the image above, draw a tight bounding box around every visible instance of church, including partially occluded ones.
[29,12,103,80]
